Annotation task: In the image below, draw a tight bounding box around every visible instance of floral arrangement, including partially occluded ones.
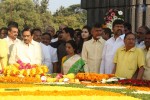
[3,60,48,77]
[118,79,150,87]
[76,73,114,82]
[104,9,124,30]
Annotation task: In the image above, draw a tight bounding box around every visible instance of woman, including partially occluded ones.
[62,40,84,75]
[77,25,92,54]
[0,39,8,73]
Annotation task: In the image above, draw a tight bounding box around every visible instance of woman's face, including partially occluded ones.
[66,43,75,55]
[81,28,90,39]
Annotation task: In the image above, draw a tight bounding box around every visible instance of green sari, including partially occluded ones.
[62,54,84,75]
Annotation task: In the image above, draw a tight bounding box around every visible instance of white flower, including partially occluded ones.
[118,11,123,15]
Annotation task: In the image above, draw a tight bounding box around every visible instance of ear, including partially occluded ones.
[8,31,11,35]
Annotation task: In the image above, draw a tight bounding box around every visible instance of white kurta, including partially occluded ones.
[100,34,125,74]
[4,36,21,55]
[40,43,58,73]
[82,38,105,73]
[9,40,42,65]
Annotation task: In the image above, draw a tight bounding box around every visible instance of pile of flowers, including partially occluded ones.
[76,73,114,82]
[118,79,150,87]
[104,9,124,30]
[3,60,48,77]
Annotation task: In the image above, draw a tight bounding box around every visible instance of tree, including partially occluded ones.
[0,0,53,31]
[53,4,87,29]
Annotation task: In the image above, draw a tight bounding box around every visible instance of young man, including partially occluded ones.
[100,19,125,74]
[82,23,105,73]
[113,33,145,79]
[9,27,42,64]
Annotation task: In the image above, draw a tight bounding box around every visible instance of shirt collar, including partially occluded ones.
[6,36,19,42]
[91,37,103,43]
[22,39,36,46]
[121,46,136,52]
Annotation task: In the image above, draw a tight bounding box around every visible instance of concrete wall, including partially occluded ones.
[81,0,150,32]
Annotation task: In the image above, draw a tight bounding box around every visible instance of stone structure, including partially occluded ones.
[81,0,150,32]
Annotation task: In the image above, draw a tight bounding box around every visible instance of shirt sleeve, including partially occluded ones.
[137,48,145,68]
[113,48,119,64]
[9,44,17,64]
[100,44,107,74]
[81,42,89,72]
[51,48,58,63]
[36,44,42,65]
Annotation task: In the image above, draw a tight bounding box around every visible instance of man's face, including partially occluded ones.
[113,24,124,36]
[124,34,136,48]
[22,31,32,44]
[8,27,18,40]
[136,27,146,42]
[46,27,55,37]
[0,30,7,39]
[144,34,150,49]
[42,34,51,46]
[33,31,42,42]
[61,30,68,41]
[91,27,103,40]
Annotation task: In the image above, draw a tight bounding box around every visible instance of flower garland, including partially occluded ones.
[104,9,124,30]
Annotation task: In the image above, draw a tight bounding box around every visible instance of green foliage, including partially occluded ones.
[0,0,87,32]
[53,4,87,29]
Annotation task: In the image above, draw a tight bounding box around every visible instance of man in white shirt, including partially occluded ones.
[100,19,125,74]
[82,23,105,73]
[4,21,21,55]
[136,26,150,48]
[9,27,42,64]
[41,33,58,73]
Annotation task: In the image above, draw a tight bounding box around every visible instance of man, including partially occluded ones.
[9,27,42,64]
[113,33,145,79]
[46,26,57,42]
[136,26,150,48]
[102,28,112,40]
[82,23,105,73]
[41,33,58,73]
[57,27,74,73]
[0,27,8,39]
[31,28,42,43]
[100,19,125,74]
[142,31,150,80]
[5,21,21,55]
[124,22,132,34]
[0,39,8,73]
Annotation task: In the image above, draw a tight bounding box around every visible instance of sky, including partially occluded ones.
[48,0,81,14]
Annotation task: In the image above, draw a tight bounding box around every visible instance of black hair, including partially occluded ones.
[113,19,124,28]
[22,27,31,35]
[66,40,77,53]
[31,28,42,36]
[124,22,132,31]
[7,21,18,31]
[63,27,74,38]
[92,23,102,28]
[42,32,52,39]
[103,28,112,38]
[75,28,82,36]
[124,32,135,40]
[0,27,8,34]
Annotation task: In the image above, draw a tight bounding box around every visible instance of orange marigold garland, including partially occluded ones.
[76,73,114,82]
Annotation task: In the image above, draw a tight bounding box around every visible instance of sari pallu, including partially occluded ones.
[62,54,84,75]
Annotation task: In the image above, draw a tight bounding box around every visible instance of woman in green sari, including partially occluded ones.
[61,40,84,75]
